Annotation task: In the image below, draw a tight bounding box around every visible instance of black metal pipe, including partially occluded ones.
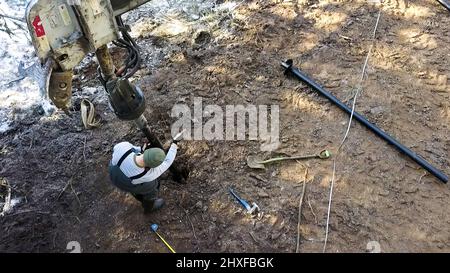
[436,0,450,11]
[281,60,448,184]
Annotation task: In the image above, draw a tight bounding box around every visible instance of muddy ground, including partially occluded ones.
[1,0,449,253]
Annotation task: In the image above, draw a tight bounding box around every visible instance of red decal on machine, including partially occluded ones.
[32,16,46,38]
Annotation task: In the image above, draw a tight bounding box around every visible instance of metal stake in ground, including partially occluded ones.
[150,224,176,253]
[135,116,189,183]
[281,59,448,184]
[95,45,188,184]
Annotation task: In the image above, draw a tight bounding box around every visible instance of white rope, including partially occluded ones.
[323,8,382,253]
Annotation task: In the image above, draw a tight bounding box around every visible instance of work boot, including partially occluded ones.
[142,198,165,214]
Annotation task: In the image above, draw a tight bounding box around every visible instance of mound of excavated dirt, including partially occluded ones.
[1,0,449,253]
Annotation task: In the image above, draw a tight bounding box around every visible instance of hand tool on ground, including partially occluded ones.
[229,188,260,214]
[281,59,448,184]
[81,99,101,129]
[437,0,450,11]
[150,224,176,253]
[247,150,331,169]
[25,0,188,183]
